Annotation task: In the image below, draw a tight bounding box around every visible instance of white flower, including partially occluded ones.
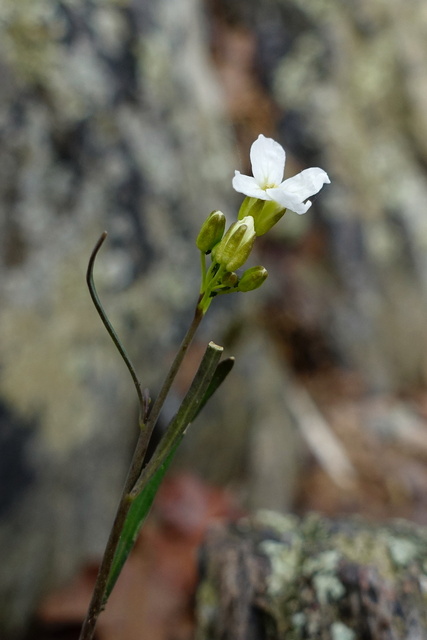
[232,134,330,215]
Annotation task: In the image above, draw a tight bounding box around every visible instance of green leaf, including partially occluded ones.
[190,357,235,422]
[104,440,180,602]
[103,342,227,603]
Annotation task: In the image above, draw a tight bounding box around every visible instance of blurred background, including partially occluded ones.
[2,0,427,638]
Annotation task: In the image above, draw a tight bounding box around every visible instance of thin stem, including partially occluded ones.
[130,341,223,499]
[103,342,224,601]
[78,496,132,640]
[78,302,204,640]
[198,264,226,314]
[119,303,204,495]
[144,305,203,437]
[87,232,144,417]
[199,250,207,293]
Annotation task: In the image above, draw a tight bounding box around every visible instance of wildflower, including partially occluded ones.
[233,134,330,234]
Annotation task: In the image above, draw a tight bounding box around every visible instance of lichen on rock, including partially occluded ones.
[196,511,427,640]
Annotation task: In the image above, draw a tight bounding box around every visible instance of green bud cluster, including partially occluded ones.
[196,212,268,314]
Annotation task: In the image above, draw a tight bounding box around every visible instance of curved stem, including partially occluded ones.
[87,232,144,416]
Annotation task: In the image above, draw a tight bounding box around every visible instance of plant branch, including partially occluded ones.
[86,232,144,416]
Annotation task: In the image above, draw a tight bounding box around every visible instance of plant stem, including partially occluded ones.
[104,342,224,598]
[130,341,223,499]
[199,250,207,293]
[78,305,204,640]
[198,264,226,314]
[123,303,204,493]
[87,232,145,415]
[77,495,132,640]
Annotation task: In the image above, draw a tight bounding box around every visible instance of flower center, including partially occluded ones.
[260,180,278,190]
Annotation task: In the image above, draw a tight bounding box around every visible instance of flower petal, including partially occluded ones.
[267,167,330,215]
[281,168,330,201]
[232,171,270,200]
[250,135,286,188]
[266,188,313,214]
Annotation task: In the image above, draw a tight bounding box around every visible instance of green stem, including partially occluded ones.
[103,342,224,599]
[77,495,132,640]
[130,341,223,499]
[198,263,226,314]
[199,250,207,293]
[78,305,204,640]
[87,232,144,416]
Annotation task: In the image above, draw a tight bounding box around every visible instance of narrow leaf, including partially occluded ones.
[190,357,235,422]
[104,441,180,601]
[104,342,223,602]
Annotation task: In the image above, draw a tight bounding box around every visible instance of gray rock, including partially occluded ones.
[196,511,427,640]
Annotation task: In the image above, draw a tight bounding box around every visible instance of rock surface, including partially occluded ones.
[196,511,427,640]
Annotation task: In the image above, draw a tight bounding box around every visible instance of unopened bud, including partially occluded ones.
[238,265,268,292]
[213,216,256,271]
[196,210,226,253]
[221,271,239,287]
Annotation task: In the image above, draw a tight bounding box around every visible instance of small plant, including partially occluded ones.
[78,134,330,640]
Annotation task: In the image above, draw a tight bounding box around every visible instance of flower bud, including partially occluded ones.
[221,271,238,287]
[213,216,256,272]
[238,198,285,236]
[196,210,226,253]
[238,265,268,292]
